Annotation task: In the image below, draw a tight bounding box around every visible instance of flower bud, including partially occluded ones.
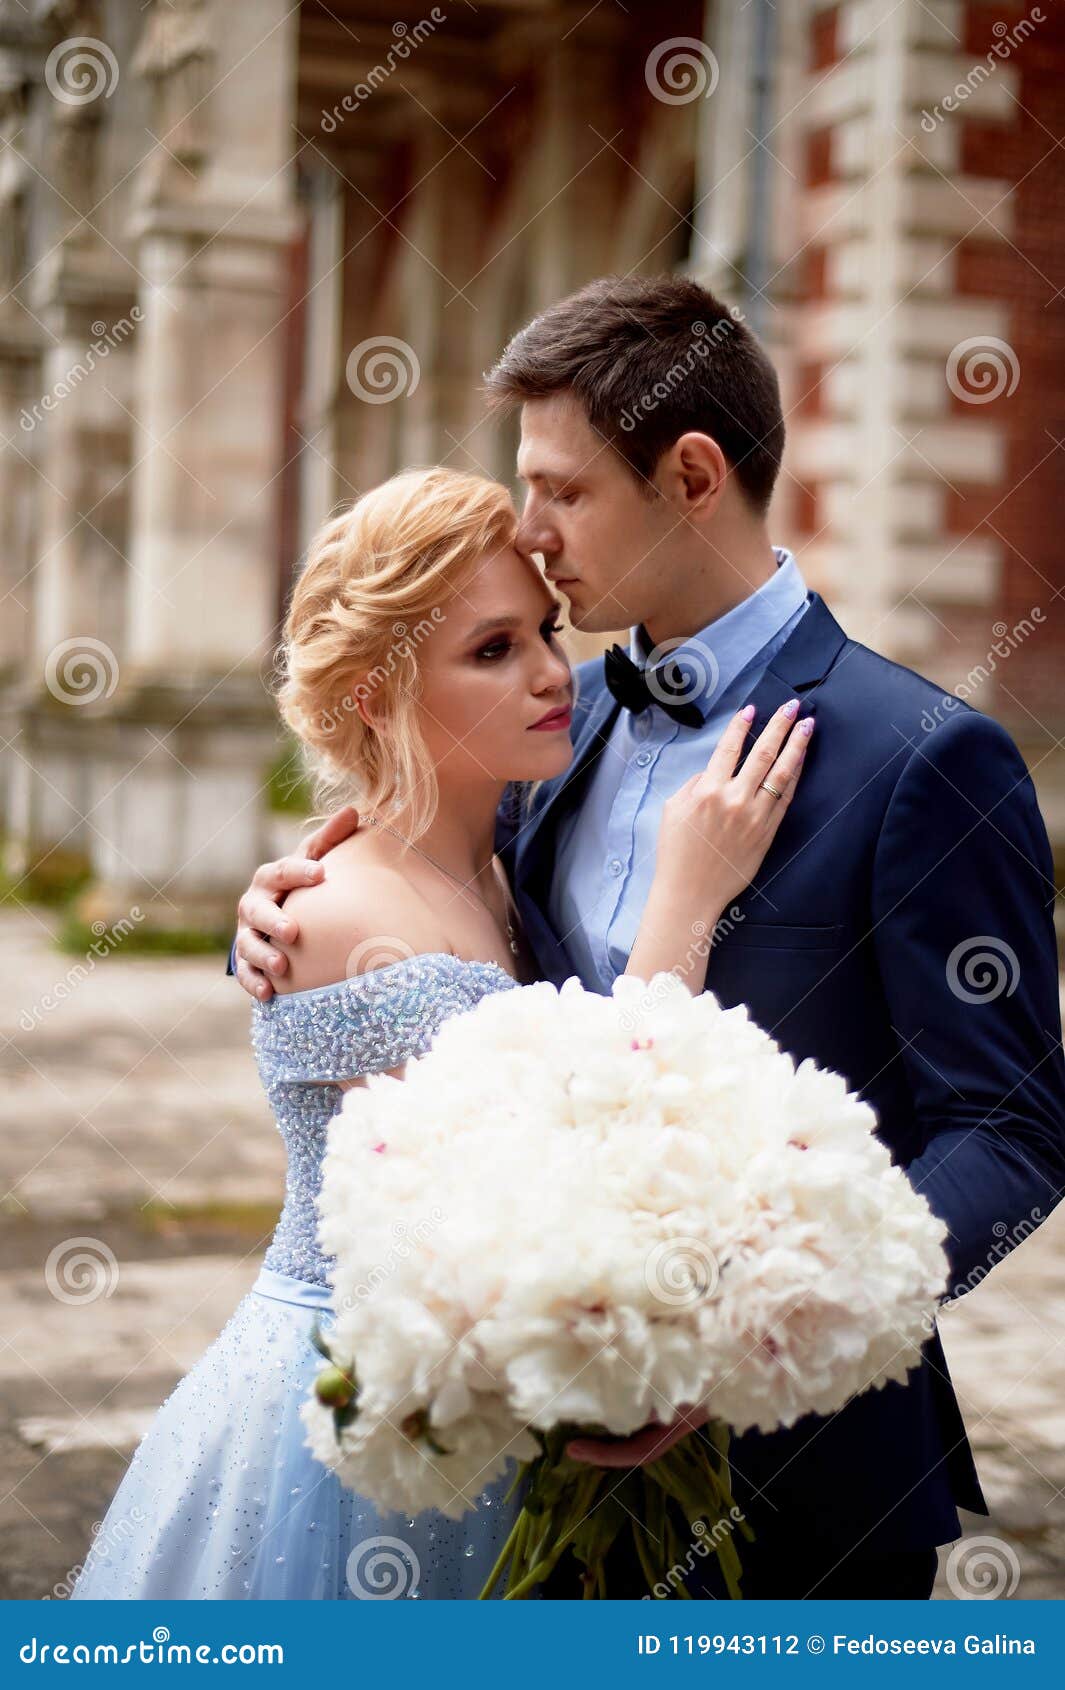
[315,1365,355,1407]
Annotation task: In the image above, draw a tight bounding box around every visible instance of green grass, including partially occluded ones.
[266,737,314,817]
[0,847,92,908]
[139,1198,281,1240]
[56,916,231,956]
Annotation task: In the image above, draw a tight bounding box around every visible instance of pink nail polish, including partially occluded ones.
[800,716,815,736]
[741,703,756,720]
[784,698,800,717]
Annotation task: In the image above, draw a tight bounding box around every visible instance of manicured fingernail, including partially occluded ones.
[783,698,800,717]
[741,703,756,720]
[800,716,815,736]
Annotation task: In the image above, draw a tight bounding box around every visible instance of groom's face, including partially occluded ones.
[514,394,676,636]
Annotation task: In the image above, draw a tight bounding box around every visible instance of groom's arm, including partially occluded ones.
[871,707,1065,1302]
[228,796,519,996]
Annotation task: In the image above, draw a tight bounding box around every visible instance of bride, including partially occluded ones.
[72,466,809,1599]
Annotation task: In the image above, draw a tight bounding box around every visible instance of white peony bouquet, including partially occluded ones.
[302,974,949,1598]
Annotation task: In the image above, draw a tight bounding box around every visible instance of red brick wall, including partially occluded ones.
[790,4,1062,742]
[809,6,842,72]
[954,1,1065,728]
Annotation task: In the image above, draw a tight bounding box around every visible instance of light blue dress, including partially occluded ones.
[71,955,526,1600]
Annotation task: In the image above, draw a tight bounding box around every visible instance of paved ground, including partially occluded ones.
[1,904,1062,1601]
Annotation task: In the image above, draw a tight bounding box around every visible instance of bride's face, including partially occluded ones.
[413,543,575,786]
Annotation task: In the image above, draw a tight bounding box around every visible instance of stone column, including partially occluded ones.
[0,0,146,894]
[296,161,345,547]
[74,0,300,932]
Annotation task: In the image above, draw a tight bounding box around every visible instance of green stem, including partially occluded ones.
[478,1506,526,1600]
[503,1471,601,1599]
[632,1517,661,1596]
[504,1504,534,1590]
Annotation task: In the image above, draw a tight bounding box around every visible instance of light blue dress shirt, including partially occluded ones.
[550,547,810,991]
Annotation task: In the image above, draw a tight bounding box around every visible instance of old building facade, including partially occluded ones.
[1,0,1062,930]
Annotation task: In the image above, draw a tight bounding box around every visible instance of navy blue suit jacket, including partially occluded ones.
[496,592,1065,1555]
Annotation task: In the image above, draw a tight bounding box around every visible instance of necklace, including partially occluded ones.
[367,816,521,958]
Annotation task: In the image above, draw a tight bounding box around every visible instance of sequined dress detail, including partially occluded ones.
[71,955,523,1600]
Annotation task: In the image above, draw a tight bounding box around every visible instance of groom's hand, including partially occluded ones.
[233,805,361,999]
[565,1403,709,1468]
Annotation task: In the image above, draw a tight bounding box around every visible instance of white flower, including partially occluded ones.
[307,973,948,1515]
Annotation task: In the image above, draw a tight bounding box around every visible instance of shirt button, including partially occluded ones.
[635,750,652,767]
[609,858,624,875]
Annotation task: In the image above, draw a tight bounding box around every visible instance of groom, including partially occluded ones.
[230,275,1065,1599]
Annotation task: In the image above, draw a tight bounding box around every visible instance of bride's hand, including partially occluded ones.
[654,699,814,921]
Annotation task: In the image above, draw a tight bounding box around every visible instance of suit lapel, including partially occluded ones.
[733,593,849,771]
[758,591,848,688]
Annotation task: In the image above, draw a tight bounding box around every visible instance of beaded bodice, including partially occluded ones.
[250,954,519,1287]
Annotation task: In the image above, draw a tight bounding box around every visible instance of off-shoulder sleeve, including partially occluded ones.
[250,954,517,1085]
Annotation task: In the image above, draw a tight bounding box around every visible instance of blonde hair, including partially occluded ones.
[277,467,517,840]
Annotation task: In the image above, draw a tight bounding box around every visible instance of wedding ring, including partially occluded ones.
[759,779,784,800]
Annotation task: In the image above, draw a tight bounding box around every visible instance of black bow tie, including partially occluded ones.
[603,643,706,728]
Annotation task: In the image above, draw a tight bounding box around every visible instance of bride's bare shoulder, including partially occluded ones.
[272,834,450,995]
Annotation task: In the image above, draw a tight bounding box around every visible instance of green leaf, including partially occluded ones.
[309,1319,335,1361]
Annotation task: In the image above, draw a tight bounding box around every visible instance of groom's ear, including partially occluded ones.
[659,432,728,521]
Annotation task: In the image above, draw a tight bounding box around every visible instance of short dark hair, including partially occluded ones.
[484,274,785,513]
